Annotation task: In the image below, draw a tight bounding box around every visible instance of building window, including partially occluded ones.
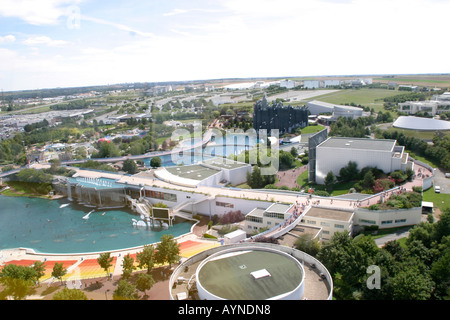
[395,219,407,223]
[360,219,376,224]
[381,220,393,225]
[334,224,344,229]
[264,212,285,219]
[323,230,330,235]
[245,216,263,223]
[306,220,316,225]
[216,201,234,208]
[320,222,330,227]
[144,189,177,202]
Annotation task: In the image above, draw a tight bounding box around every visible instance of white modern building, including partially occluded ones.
[169,243,333,300]
[301,206,354,241]
[306,100,364,120]
[153,157,252,188]
[314,137,412,184]
[398,100,450,116]
[244,203,294,234]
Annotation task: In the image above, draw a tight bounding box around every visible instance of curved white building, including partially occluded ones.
[306,100,363,120]
[169,243,333,300]
[393,116,450,131]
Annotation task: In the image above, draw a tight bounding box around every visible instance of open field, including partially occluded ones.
[423,187,449,212]
[373,74,450,88]
[295,88,404,113]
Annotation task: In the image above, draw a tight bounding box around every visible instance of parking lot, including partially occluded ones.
[433,168,450,194]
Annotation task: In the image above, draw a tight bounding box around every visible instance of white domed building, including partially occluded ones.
[169,243,333,300]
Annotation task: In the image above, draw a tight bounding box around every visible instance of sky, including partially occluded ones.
[0,0,449,92]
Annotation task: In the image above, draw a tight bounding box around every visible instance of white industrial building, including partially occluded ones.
[303,80,321,89]
[398,100,450,116]
[314,137,412,184]
[306,100,364,120]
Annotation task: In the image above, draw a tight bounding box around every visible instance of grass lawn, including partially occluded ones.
[295,170,354,196]
[300,124,325,134]
[384,127,450,140]
[422,187,449,212]
[299,88,404,113]
[407,150,441,169]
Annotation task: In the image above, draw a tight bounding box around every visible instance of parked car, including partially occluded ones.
[434,186,441,193]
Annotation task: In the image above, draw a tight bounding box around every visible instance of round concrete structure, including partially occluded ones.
[195,246,305,300]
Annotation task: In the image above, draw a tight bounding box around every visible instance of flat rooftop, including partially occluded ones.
[266,203,291,213]
[202,158,249,170]
[317,137,396,151]
[197,250,303,300]
[305,207,353,222]
[165,164,220,181]
[247,207,267,217]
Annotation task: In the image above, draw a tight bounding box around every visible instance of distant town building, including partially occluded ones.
[279,79,297,89]
[398,100,450,116]
[303,80,321,89]
[253,96,308,135]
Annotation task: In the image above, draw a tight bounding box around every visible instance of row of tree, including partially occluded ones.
[0,234,180,300]
[295,208,450,300]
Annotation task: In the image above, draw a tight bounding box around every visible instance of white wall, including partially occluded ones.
[315,147,395,184]
[354,207,422,229]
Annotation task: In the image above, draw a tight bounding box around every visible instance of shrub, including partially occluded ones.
[220,210,245,224]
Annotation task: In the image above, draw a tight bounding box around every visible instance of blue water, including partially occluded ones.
[142,133,259,167]
[0,195,194,254]
[69,177,124,189]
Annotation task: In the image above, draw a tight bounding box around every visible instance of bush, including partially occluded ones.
[368,204,380,210]
[313,190,330,197]
[220,210,245,224]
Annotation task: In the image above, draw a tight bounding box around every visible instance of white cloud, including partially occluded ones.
[0,35,16,44]
[22,35,69,47]
[0,0,82,25]
[80,15,155,38]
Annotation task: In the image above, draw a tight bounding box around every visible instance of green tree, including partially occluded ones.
[155,234,180,268]
[51,262,67,285]
[122,158,138,174]
[53,287,88,300]
[324,171,336,188]
[136,273,155,298]
[280,151,295,169]
[362,170,375,190]
[121,254,136,280]
[294,234,321,256]
[113,280,138,300]
[338,161,359,182]
[136,245,156,274]
[290,146,298,158]
[97,252,114,279]
[0,264,37,300]
[390,266,434,300]
[150,156,162,168]
[32,261,46,285]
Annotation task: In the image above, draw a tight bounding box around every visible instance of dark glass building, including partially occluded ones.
[252,96,308,135]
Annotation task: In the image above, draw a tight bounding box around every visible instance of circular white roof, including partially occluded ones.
[393,116,450,131]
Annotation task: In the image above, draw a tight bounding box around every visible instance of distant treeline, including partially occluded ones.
[49,99,90,110]
[380,131,450,170]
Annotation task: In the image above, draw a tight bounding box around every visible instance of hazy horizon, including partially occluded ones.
[1,0,449,92]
